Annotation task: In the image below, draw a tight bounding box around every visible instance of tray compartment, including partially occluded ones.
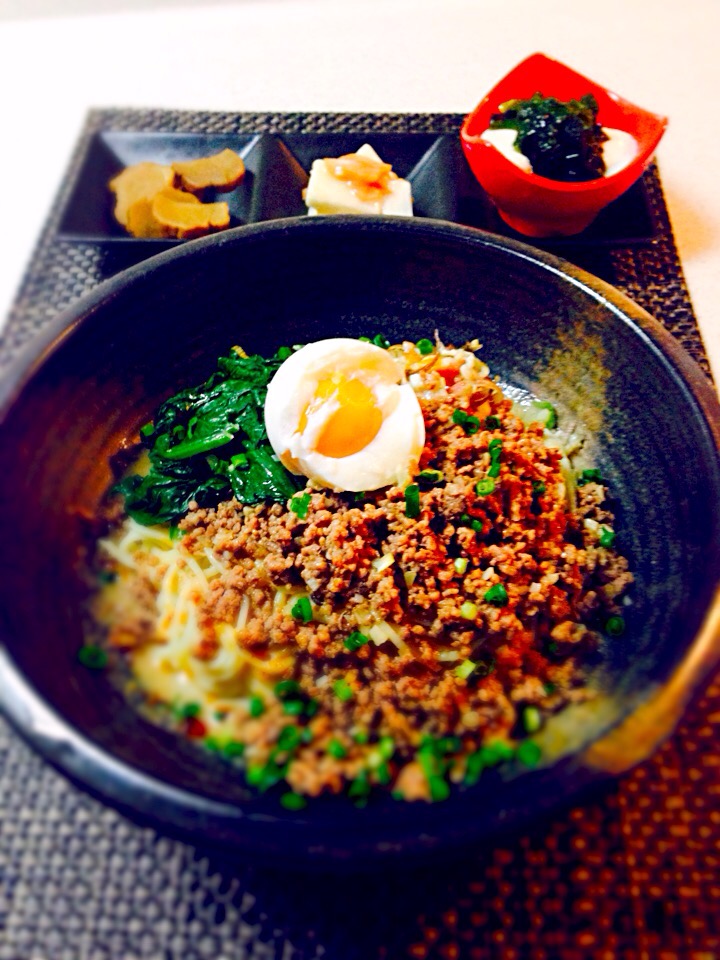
[58,131,264,240]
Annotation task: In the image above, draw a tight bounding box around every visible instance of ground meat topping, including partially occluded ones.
[97,342,633,801]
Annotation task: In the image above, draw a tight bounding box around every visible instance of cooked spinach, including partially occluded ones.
[115,347,302,524]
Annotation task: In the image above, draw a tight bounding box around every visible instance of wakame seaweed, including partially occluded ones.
[115,347,302,525]
[490,91,608,182]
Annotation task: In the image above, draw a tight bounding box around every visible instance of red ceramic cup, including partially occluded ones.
[460,53,668,237]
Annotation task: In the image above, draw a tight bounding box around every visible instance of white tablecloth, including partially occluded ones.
[1,0,718,383]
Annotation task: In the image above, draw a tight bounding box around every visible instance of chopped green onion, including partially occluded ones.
[452,408,468,426]
[415,740,453,801]
[280,791,307,811]
[517,740,542,768]
[245,764,265,787]
[304,698,319,718]
[464,750,485,785]
[372,334,390,349]
[290,596,313,623]
[77,645,108,670]
[358,335,371,342]
[404,483,420,519]
[366,748,385,770]
[522,706,542,734]
[437,735,462,754]
[484,583,508,606]
[140,421,154,438]
[333,678,354,702]
[485,415,502,429]
[176,701,201,719]
[475,477,496,496]
[577,468,602,486]
[245,764,266,788]
[474,655,496,678]
[249,695,265,718]
[486,438,502,478]
[282,699,305,716]
[230,452,248,468]
[453,557,469,575]
[274,679,300,698]
[458,513,482,533]
[416,337,434,355]
[428,776,450,802]
[353,729,369,745]
[417,469,443,486]
[598,526,616,548]
[479,740,515,766]
[327,738,348,759]
[452,409,480,435]
[223,740,245,759]
[543,681,556,695]
[536,401,557,429]
[277,725,302,753]
[348,770,371,805]
[213,708,228,721]
[246,756,287,792]
[374,761,392,785]
[204,736,222,753]
[290,492,311,519]
[532,480,546,495]
[377,735,395,759]
[606,615,626,637]
[455,659,476,680]
[460,601,478,620]
[168,524,181,541]
[276,346,293,360]
[344,631,370,651]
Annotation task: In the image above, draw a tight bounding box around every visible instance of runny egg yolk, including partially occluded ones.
[300,375,383,458]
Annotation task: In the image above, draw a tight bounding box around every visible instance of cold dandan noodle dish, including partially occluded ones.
[90,336,632,807]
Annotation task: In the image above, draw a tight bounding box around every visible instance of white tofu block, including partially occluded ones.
[305,143,413,217]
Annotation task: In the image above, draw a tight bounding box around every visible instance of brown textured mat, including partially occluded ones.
[0,109,718,960]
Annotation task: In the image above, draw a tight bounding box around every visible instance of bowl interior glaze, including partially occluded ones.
[0,216,718,867]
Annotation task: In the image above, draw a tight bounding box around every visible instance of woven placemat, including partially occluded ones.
[1,110,718,960]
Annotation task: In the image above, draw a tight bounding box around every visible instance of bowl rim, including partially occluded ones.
[459,52,669,195]
[0,215,718,862]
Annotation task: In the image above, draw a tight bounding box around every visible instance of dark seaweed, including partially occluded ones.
[490,91,608,182]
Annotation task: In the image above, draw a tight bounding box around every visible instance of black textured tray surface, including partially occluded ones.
[1,110,717,960]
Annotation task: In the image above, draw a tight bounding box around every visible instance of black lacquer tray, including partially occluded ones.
[0,109,717,960]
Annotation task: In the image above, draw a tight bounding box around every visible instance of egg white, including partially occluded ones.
[264,338,425,492]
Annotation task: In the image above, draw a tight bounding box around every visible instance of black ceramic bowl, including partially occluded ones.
[0,217,719,869]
